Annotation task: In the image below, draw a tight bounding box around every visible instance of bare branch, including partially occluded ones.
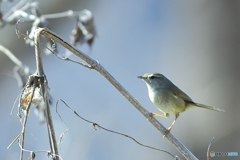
[53,55,92,69]
[1,0,34,26]
[55,101,69,151]
[56,99,179,160]
[0,44,22,67]
[3,0,30,20]
[7,10,37,22]
[42,10,76,20]
[7,132,22,149]
[37,28,198,160]
[207,137,215,160]
[34,28,59,160]
[17,140,64,160]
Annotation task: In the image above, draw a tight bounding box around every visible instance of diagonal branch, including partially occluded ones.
[36,27,198,160]
[0,44,22,67]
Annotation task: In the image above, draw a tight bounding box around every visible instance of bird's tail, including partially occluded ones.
[194,103,225,112]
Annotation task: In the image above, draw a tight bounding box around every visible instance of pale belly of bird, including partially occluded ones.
[150,91,186,115]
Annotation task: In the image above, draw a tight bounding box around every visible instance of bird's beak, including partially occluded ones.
[137,76,146,79]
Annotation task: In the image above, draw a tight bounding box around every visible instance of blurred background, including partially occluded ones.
[0,0,240,159]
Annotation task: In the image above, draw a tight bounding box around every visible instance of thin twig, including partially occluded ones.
[38,28,198,160]
[56,99,179,160]
[0,44,22,67]
[42,10,77,20]
[1,0,32,26]
[7,10,37,22]
[2,2,81,26]
[15,19,26,39]
[207,137,214,160]
[11,93,21,116]
[17,140,64,160]
[55,101,69,151]
[7,132,22,149]
[3,0,30,20]
[52,54,92,69]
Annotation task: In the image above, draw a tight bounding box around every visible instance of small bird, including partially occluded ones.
[137,73,224,133]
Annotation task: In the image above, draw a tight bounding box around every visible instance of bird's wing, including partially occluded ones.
[170,83,193,102]
[169,83,224,112]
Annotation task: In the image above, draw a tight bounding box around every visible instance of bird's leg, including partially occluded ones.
[147,112,169,121]
[165,114,179,134]
[151,113,168,117]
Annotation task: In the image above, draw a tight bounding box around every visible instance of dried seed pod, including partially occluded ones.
[71,9,96,47]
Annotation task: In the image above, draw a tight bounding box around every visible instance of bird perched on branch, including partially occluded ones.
[138,72,224,134]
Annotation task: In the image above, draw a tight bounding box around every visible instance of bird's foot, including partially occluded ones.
[163,128,171,137]
[146,112,154,121]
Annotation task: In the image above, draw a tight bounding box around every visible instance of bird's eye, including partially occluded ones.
[150,76,155,79]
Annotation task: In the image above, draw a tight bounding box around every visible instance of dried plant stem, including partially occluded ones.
[0,44,22,67]
[1,0,32,26]
[34,28,45,75]
[42,10,77,20]
[45,92,58,159]
[20,78,37,160]
[37,28,198,160]
[3,0,29,19]
[34,29,59,160]
[207,137,214,160]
